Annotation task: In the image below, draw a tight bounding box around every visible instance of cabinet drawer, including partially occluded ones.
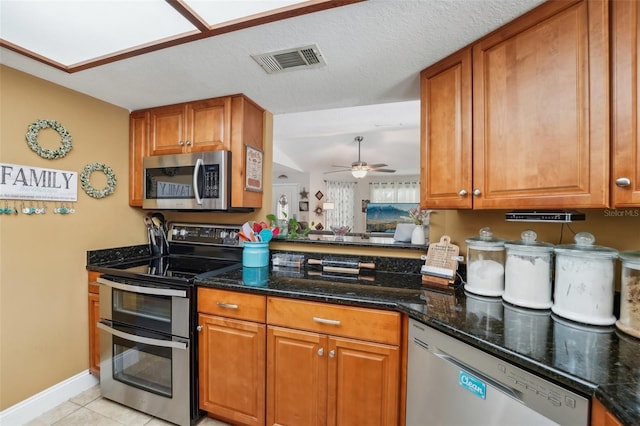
[198,288,266,323]
[267,297,400,345]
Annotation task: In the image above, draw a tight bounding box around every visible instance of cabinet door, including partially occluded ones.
[473,0,609,208]
[420,48,473,209]
[128,111,148,207]
[88,291,100,376]
[149,104,186,155]
[327,337,399,426]
[267,326,327,426]
[198,314,266,426]
[187,97,231,152]
[611,0,640,207]
[591,398,623,426]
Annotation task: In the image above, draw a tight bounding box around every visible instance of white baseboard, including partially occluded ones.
[0,370,99,425]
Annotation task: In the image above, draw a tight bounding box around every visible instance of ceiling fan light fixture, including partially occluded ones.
[351,168,367,179]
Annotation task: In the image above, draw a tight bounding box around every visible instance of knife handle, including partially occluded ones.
[358,262,375,269]
[308,259,323,265]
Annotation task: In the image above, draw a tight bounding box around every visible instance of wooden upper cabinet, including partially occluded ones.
[129,94,264,208]
[611,0,640,207]
[149,104,187,155]
[148,98,231,156]
[188,97,231,152]
[129,111,148,207]
[420,48,473,209]
[472,0,609,209]
[230,95,265,208]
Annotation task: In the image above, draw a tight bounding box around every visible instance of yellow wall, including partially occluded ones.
[0,66,147,410]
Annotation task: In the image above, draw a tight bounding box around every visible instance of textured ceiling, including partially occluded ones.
[0,0,546,177]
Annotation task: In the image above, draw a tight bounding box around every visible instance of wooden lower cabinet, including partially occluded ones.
[197,291,401,426]
[88,271,100,376]
[266,297,401,426]
[197,288,266,426]
[591,398,623,426]
[198,314,266,425]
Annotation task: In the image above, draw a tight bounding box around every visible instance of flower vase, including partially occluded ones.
[411,224,426,245]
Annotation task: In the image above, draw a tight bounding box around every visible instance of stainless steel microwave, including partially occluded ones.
[143,151,231,210]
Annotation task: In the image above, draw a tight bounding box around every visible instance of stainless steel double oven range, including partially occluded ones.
[94,223,244,426]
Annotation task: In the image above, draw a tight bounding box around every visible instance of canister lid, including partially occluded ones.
[465,227,505,248]
[619,251,640,268]
[504,230,554,253]
[554,232,618,259]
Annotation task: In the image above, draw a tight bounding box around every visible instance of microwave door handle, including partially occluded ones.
[97,322,187,350]
[193,158,203,205]
[97,277,187,298]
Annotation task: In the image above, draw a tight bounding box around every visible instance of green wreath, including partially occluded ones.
[25,119,73,159]
[81,163,117,199]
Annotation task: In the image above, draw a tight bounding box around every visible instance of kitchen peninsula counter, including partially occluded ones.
[197,267,640,426]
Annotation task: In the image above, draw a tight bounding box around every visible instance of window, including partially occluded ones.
[324,181,356,229]
[369,180,420,203]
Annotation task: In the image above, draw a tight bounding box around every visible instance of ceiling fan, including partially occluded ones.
[325,136,396,178]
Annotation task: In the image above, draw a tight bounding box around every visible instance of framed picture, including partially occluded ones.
[245,145,263,192]
[315,190,324,200]
[315,222,324,231]
[299,201,309,211]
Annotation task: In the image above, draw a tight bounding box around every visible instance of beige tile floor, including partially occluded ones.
[25,385,231,426]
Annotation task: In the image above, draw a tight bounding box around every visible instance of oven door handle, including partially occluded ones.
[193,157,203,205]
[97,277,187,298]
[97,322,188,350]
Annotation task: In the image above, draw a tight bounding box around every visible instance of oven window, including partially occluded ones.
[113,335,172,398]
[113,289,171,333]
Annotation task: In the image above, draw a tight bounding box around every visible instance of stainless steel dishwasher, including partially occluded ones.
[406,319,589,426]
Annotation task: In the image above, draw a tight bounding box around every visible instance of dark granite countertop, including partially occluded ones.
[196,267,640,426]
[86,246,639,425]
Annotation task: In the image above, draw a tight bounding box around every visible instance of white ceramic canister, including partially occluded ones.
[552,232,618,326]
[465,227,506,297]
[503,230,554,309]
[616,251,640,338]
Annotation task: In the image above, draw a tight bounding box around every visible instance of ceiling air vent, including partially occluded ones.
[252,44,326,74]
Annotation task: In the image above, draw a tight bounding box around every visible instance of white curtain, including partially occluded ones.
[370,180,420,203]
[324,180,356,229]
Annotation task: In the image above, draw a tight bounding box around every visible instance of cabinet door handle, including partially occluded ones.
[329,350,335,358]
[318,348,324,356]
[178,140,184,146]
[458,189,468,196]
[313,317,341,326]
[196,325,203,332]
[472,189,482,196]
[185,140,192,146]
[616,177,631,188]
[217,302,239,309]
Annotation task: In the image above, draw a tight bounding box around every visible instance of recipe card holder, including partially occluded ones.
[421,235,460,287]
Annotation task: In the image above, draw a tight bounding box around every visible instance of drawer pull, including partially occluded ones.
[217,302,239,309]
[313,317,341,326]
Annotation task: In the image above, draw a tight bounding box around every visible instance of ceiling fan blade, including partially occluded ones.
[330,165,352,169]
[370,168,396,173]
[367,163,388,169]
[323,169,350,174]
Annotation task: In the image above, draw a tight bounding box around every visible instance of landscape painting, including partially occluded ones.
[366,202,419,233]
